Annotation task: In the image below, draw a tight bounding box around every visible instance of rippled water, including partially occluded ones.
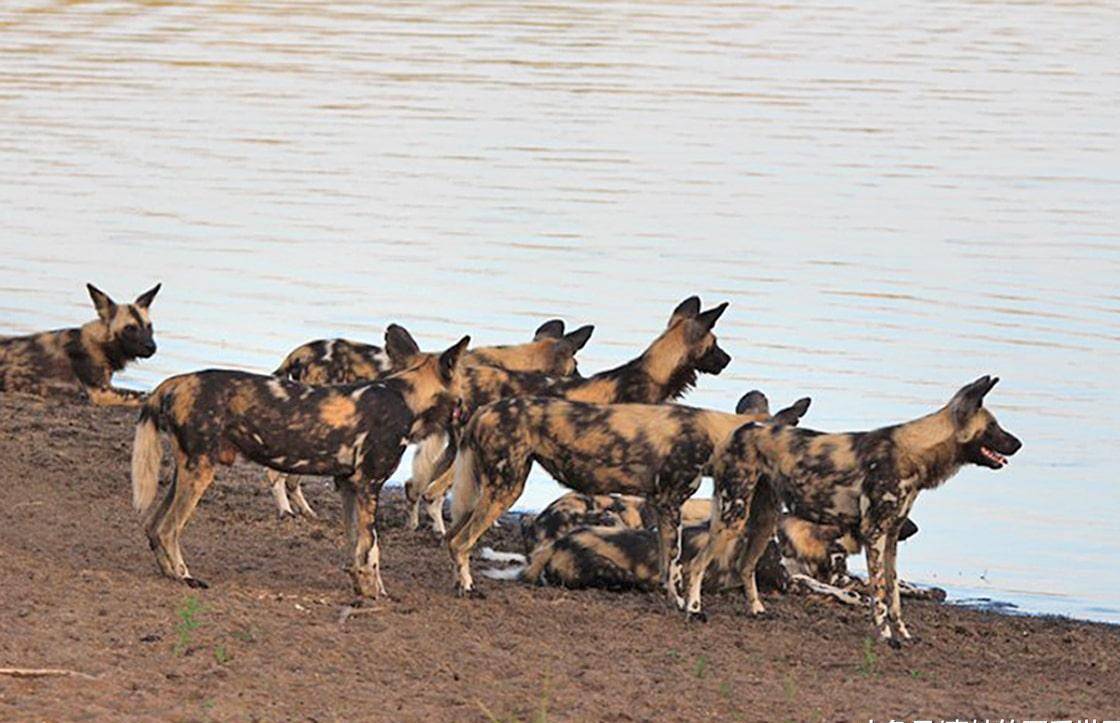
[1,0,1117,622]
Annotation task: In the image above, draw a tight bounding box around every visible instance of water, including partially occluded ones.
[1,0,1117,623]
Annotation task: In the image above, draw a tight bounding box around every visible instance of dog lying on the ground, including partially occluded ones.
[684,376,1021,646]
[0,283,161,405]
[131,327,469,598]
[446,383,811,603]
[413,296,732,534]
[266,320,593,518]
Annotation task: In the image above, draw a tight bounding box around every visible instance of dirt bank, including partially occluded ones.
[0,392,1116,722]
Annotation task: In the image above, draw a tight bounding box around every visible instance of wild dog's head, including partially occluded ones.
[645,296,731,398]
[87,283,161,362]
[735,390,812,426]
[465,319,595,377]
[382,325,470,441]
[947,376,1022,470]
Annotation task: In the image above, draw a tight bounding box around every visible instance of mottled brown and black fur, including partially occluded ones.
[684,376,1021,646]
[268,320,593,518]
[0,283,160,406]
[414,296,732,533]
[446,388,809,602]
[130,328,469,598]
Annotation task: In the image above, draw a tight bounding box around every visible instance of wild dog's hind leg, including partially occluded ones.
[349,477,388,599]
[286,476,317,518]
[155,456,216,588]
[145,465,179,579]
[736,480,780,617]
[653,502,685,608]
[420,465,456,536]
[267,469,296,518]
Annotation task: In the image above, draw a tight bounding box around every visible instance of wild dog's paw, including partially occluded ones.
[183,577,209,590]
[686,610,708,624]
[454,583,486,600]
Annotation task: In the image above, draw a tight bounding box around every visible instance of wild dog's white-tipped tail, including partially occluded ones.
[479,547,528,564]
[480,564,527,582]
[131,409,162,512]
[449,446,480,528]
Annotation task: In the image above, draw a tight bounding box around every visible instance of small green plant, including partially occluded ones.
[173,595,204,655]
[693,654,709,679]
[719,681,733,699]
[858,637,878,677]
[231,626,258,643]
[782,674,798,702]
[214,644,232,665]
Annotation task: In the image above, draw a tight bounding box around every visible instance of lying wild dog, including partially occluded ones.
[267,320,593,518]
[683,376,1021,646]
[0,283,161,406]
[518,392,811,555]
[131,327,469,597]
[414,296,732,534]
[447,386,817,603]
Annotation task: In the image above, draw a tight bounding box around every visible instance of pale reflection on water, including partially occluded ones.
[1,1,1117,621]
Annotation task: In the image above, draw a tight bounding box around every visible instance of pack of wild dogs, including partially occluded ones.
[0,283,1022,647]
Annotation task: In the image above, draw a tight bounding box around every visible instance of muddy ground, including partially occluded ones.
[0,392,1116,722]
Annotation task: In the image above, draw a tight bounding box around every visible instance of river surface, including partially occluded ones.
[1,0,1117,622]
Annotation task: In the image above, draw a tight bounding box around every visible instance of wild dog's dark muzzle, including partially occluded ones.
[975,424,1021,469]
[697,343,731,375]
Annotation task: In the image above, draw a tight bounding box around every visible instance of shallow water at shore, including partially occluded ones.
[1,1,1118,622]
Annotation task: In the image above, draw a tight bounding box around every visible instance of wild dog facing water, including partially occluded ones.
[446,387,810,603]
[684,376,1021,646]
[268,320,593,518]
[414,296,732,533]
[131,329,469,597]
[0,283,161,406]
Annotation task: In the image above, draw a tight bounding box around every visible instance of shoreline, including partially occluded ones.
[1,392,1117,720]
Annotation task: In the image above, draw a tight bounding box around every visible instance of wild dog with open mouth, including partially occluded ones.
[518,393,811,555]
[130,328,469,597]
[414,296,732,533]
[0,283,161,406]
[267,320,593,518]
[446,385,817,604]
[683,376,1021,646]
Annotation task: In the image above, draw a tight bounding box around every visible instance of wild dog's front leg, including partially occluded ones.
[86,385,145,407]
[267,469,296,518]
[884,528,910,640]
[286,476,317,518]
[863,529,895,646]
[349,479,387,599]
[654,504,684,607]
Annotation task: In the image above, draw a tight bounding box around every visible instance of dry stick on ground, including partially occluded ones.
[0,667,99,680]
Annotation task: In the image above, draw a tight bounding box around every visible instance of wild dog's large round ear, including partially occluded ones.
[561,325,594,353]
[773,397,812,426]
[736,390,770,416]
[134,283,161,309]
[668,296,702,327]
[439,335,471,382]
[948,375,996,425]
[87,283,116,322]
[385,324,421,365]
[533,319,565,340]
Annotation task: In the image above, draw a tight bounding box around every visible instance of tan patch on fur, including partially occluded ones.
[680,498,711,525]
[465,339,573,376]
[170,376,201,424]
[641,322,692,388]
[229,385,256,416]
[563,377,617,404]
[320,395,358,428]
[781,517,831,563]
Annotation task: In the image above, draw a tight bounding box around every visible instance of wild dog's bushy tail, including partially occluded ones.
[449,446,480,529]
[131,401,163,513]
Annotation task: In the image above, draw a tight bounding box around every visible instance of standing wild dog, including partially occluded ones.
[267,319,594,518]
[447,389,817,604]
[131,327,469,597]
[518,392,811,554]
[0,283,161,405]
[683,376,1021,646]
[414,296,732,533]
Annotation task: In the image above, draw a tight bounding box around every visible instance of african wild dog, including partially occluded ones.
[131,327,469,597]
[267,320,593,518]
[517,392,811,555]
[0,283,161,406]
[413,296,732,534]
[683,376,1021,646]
[446,384,815,604]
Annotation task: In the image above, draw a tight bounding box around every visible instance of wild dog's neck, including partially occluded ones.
[889,408,965,489]
[79,320,130,372]
[697,409,770,447]
[586,336,694,404]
